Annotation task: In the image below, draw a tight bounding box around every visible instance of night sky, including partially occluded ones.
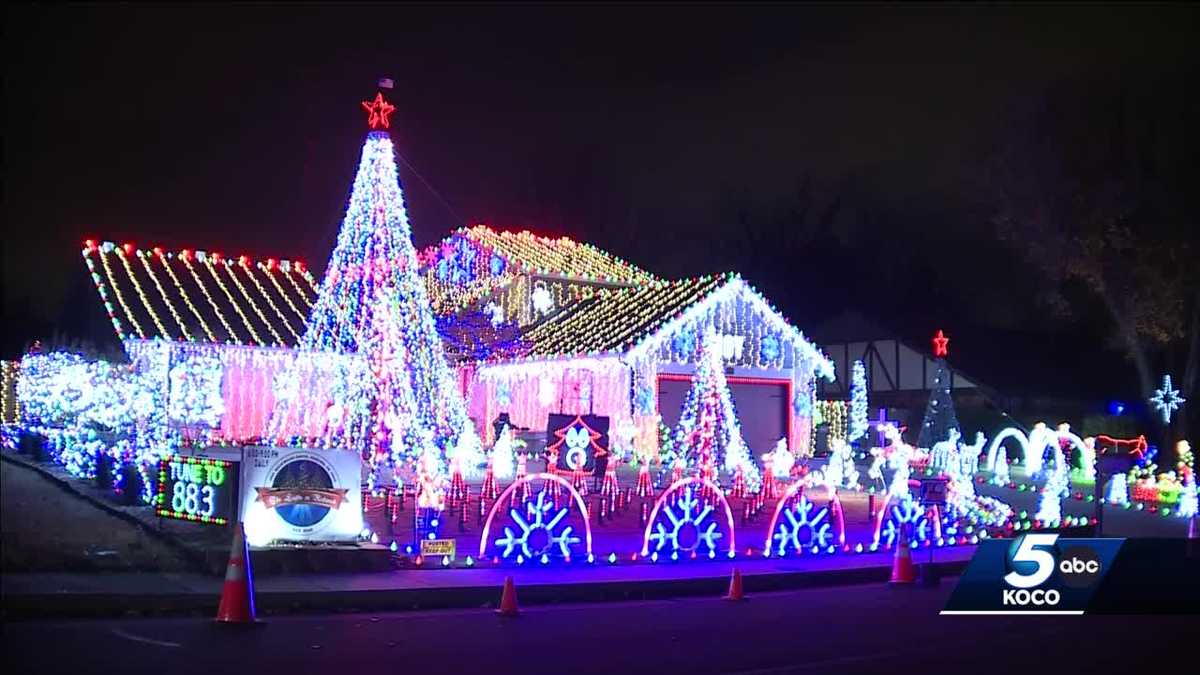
[5,4,1198,399]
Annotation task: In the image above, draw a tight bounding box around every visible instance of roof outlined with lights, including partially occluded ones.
[514,273,835,379]
[79,236,832,380]
[421,225,657,286]
[81,240,317,347]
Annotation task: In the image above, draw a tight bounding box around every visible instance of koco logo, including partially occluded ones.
[1002,534,1104,606]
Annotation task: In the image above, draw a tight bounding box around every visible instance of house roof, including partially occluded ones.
[81,240,316,348]
[421,225,657,286]
[515,273,835,379]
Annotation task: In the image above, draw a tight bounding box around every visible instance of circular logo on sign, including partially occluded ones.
[272,458,334,528]
[1057,545,1103,588]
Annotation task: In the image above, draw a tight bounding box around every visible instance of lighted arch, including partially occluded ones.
[985,427,1030,472]
[985,426,1084,474]
[478,472,593,559]
[872,489,942,547]
[763,477,846,554]
[640,476,737,556]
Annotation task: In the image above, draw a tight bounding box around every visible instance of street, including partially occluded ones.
[4,579,1190,674]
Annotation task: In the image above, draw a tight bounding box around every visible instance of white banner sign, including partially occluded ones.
[240,446,363,544]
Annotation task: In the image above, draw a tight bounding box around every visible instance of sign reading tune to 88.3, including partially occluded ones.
[156,455,239,525]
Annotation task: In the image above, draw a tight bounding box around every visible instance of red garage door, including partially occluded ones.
[657,375,789,458]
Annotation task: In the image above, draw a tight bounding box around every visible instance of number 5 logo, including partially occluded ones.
[1004,533,1058,589]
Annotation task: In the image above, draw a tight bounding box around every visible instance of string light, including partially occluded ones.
[115,245,173,339]
[276,261,313,304]
[221,258,283,345]
[158,248,219,342]
[82,245,126,339]
[137,249,193,341]
[261,261,309,322]
[237,258,299,343]
[96,243,146,339]
[202,255,264,345]
[181,252,242,344]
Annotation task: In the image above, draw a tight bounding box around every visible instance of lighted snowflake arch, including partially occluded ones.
[872,494,940,548]
[479,472,593,559]
[640,477,737,557]
[763,479,846,555]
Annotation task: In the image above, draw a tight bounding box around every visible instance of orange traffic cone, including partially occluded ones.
[723,567,746,601]
[216,523,258,623]
[889,526,917,586]
[497,576,520,617]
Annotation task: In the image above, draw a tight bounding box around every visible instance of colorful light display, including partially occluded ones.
[81,240,314,347]
[641,477,736,557]
[155,454,238,525]
[672,329,761,492]
[282,93,469,470]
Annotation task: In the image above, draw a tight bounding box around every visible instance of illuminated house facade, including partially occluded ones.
[79,227,834,457]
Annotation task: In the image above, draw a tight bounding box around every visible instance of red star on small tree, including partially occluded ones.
[932,329,949,358]
[361,92,396,130]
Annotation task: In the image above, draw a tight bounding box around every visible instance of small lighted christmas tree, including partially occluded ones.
[917,330,960,448]
[1035,467,1067,524]
[672,329,761,492]
[447,418,485,480]
[492,424,515,480]
[848,360,868,444]
[1177,472,1197,519]
[1107,473,1129,506]
[992,451,1010,486]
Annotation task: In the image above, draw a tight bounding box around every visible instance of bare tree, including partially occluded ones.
[986,78,1199,449]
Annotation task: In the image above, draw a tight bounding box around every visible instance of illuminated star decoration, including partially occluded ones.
[361,92,396,130]
[932,329,950,358]
[1148,375,1186,424]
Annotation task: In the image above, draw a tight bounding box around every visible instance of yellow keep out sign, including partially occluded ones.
[420,538,456,560]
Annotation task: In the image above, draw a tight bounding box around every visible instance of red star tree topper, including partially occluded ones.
[932,329,950,358]
[361,92,396,130]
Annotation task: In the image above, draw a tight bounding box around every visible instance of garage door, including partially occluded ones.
[657,376,788,459]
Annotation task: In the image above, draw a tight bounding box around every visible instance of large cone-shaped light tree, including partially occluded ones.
[282,86,471,474]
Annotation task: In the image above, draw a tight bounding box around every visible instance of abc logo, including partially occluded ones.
[1057,546,1102,589]
[1001,534,1103,606]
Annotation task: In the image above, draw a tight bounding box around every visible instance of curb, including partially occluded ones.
[1,558,969,619]
[1,452,211,573]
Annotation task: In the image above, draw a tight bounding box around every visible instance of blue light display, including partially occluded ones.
[646,486,723,554]
[494,490,581,559]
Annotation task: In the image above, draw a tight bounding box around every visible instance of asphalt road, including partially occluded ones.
[4,579,1190,674]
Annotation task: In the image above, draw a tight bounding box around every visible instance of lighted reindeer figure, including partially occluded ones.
[881,424,915,500]
[958,431,986,477]
[929,428,961,472]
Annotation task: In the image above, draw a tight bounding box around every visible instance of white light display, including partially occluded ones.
[1177,473,1197,519]
[491,424,516,480]
[848,360,868,443]
[764,438,794,479]
[1149,374,1186,424]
